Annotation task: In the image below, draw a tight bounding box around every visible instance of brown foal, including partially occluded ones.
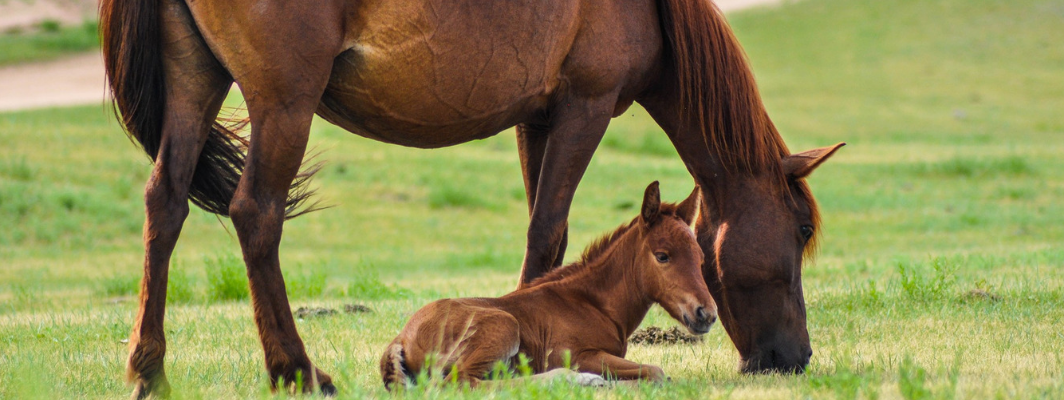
[380,182,715,388]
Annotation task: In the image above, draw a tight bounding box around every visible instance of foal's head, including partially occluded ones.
[634,182,716,335]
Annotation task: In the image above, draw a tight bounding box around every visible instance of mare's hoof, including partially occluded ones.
[320,381,337,397]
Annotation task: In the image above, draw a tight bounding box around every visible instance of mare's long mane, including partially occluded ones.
[657,0,821,255]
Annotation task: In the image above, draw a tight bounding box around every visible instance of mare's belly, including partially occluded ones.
[319,0,579,148]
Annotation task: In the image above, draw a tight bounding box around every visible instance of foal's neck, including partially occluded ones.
[550,232,654,338]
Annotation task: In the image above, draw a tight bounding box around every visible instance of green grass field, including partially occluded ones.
[2,0,1062,398]
[0,20,99,66]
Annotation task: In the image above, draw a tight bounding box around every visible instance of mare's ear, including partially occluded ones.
[675,186,701,226]
[641,181,662,226]
[783,142,846,179]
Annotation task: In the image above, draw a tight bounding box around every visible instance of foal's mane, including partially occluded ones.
[529,205,690,286]
[528,220,637,287]
[657,0,821,257]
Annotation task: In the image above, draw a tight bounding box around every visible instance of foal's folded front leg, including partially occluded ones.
[575,351,667,382]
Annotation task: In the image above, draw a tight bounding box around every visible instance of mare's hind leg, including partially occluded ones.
[126,1,231,398]
[229,92,334,393]
[211,12,342,393]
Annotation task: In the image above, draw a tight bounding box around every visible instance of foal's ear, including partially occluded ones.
[641,181,662,226]
[783,142,846,179]
[675,185,701,226]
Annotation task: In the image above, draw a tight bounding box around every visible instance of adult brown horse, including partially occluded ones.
[101,0,844,396]
[381,183,713,388]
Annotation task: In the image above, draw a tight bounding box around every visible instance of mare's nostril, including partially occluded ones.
[695,306,707,321]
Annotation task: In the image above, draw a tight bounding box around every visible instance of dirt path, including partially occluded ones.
[0,0,784,112]
[0,52,108,112]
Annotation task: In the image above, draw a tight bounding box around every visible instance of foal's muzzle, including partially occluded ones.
[683,306,716,335]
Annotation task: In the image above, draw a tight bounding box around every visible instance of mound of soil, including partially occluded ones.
[294,307,337,319]
[964,289,1002,302]
[293,304,373,319]
[344,304,373,313]
[629,326,703,345]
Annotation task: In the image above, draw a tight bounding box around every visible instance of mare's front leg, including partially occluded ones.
[126,0,232,398]
[516,96,616,287]
[516,124,568,272]
[575,351,667,382]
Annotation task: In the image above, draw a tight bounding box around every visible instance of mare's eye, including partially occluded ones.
[654,252,670,263]
[800,225,814,241]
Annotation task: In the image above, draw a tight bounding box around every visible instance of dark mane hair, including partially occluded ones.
[658,0,790,175]
[657,0,821,248]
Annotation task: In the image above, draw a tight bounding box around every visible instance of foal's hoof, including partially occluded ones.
[542,369,607,387]
[568,372,607,387]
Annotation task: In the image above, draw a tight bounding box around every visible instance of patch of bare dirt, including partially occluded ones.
[629,326,703,346]
[0,51,108,112]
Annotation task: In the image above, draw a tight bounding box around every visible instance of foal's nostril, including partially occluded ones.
[695,306,707,321]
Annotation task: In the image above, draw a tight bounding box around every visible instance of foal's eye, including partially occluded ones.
[654,252,670,263]
[800,225,814,241]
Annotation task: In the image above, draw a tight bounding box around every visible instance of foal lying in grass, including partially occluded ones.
[381,182,716,388]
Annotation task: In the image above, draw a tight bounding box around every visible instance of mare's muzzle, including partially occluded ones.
[740,340,812,374]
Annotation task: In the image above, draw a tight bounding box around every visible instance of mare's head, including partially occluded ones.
[700,144,845,374]
[634,182,716,335]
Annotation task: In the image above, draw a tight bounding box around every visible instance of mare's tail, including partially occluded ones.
[99,0,318,218]
[380,342,410,390]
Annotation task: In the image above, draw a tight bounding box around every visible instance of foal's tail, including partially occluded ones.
[380,342,410,390]
[99,0,318,219]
